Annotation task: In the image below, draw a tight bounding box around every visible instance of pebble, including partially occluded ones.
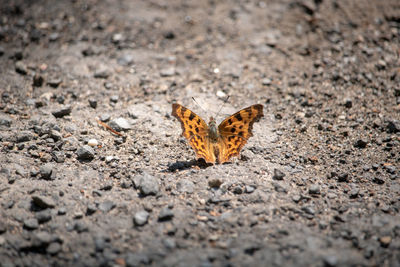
[160,67,175,77]
[273,182,288,193]
[0,220,6,234]
[87,139,98,147]
[49,32,59,42]
[0,116,12,127]
[50,129,62,141]
[35,209,52,223]
[76,145,95,161]
[117,54,134,66]
[272,168,285,180]
[158,207,174,221]
[98,201,116,213]
[24,218,39,230]
[100,114,111,122]
[39,163,53,180]
[32,231,52,247]
[47,78,62,88]
[134,210,149,226]
[386,120,400,133]
[47,242,61,255]
[308,184,320,195]
[262,78,272,85]
[74,221,89,233]
[208,179,223,188]
[354,139,368,148]
[343,98,353,108]
[16,131,34,143]
[323,255,338,267]
[94,69,110,79]
[52,106,72,118]
[109,117,132,131]
[379,236,391,248]
[134,172,159,196]
[88,98,97,108]
[32,195,56,209]
[86,203,97,215]
[176,179,194,194]
[33,74,44,87]
[245,185,255,193]
[349,188,359,198]
[15,61,28,75]
[292,194,301,203]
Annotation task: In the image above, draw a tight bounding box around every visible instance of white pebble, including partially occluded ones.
[87,139,98,147]
[105,156,114,163]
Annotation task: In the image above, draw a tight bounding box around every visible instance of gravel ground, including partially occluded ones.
[0,0,399,266]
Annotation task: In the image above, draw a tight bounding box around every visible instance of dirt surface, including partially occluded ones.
[0,0,400,266]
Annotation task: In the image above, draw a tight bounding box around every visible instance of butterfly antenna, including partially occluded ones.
[215,95,230,118]
[191,97,207,114]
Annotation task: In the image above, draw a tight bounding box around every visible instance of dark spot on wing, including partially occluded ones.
[228,119,232,125]
[239,125,243,129]
[235,113,243,121]
[234,139,240,145]
[181,106,187,117]
[228,144,232,148]
[197,119,201,125]
[189,131,194,136]
[246,107,252,118]
[230,128,236,133]
[238,131,244,137]
[201,144,205,150]
[189,112,195,121]
[195,127,199,133]
[189,124,193,129]
[228,136,233,141]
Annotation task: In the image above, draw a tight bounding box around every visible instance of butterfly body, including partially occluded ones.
[172,103,263,164]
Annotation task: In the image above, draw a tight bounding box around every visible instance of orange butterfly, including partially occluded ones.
[171,103,263,164]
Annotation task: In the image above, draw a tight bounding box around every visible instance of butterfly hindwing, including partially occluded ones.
[218,104,263,163]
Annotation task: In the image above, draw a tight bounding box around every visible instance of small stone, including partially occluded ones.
[386,120,400,133]
[302,206,315,215]
[58,207,67,215]
[32,195,56,209]
[343,98,352,108]
[245,185,255,193]
[0,116,12,127]
[0,220,6,234]
[262,78,272,86]
[216,90,227,98]
[373,177,385,185]
[292,194,301,203]
[176,180,194,194]
[112,33,125,43]
[100,114,111,122]
[94,69,110,79]
[32,231,52,247]
[86,203,97,215]
[117,54,134,66]
[16,131,34,142]
[109,117,132,132]
[349,188,359,198]
[323,255,338,267]
[35,209,52,223]
[273,182,287,193]
[354,139,368,148]
[158,207,174,221]
[87,139,98,147]
[98,201,116,213]
[47,242,61,255]
[15,61,28,75]
[337,173,349,182]
[49,32,59,41]
[208,179,223,188]
[47,78,62,88]
[110,95,119,103]
[24,218,39,230]
[52,106,72,118]
[162,238,176,249]
[160,67,175,77]
[88,98,97,108]
[73,211,84,219]
[33,74,44,87]
[134,173,159,196]
[134,210,149,226]
[233,186,243,194]
[379,236,391,248]
[308,184,320,195]
[76,145,95,161]
[39,163,53,180]
[272,168,285,180]
[74,221,89,233]
[50,130,62,141]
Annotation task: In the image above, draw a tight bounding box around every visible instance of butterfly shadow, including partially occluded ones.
[165,159,213,172]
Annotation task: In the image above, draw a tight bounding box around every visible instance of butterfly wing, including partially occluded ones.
[217,104,263,163]
[172,103,216,163]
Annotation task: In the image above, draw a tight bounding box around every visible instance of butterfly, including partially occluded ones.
[171,103,263,164]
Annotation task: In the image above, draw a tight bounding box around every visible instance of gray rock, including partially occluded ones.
[117,54,134,66]
[52,106,72,118]
[309,184,320,195]
[98,201,116,213]
[40,163,53,179]
[47,242,61,255]
[272,168,285,180]
[47,78,62,88]
[134,172,159,196]
[0,220,7,234]
[24,218,39,230]
[94,69,110,79]
[160,67,175,77]
[32,195,56,209]
[35,209,52,223]
[354,139,368,148]
[109,117,132,132]
[125,253,150,267]
[74,221,89,233]
[16,131,34,142]
[0,116,12,127]
[387,120,400,133]
[86,203,97,215]
[88,98,97,108]
[15,61,28,75]
[245,185,255,193]
[134,210,149,226]
[49,130,62,141]
[32,231,52,247]
[158,207,174,221]
[76,145,95,160]
[176,179,194,194]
